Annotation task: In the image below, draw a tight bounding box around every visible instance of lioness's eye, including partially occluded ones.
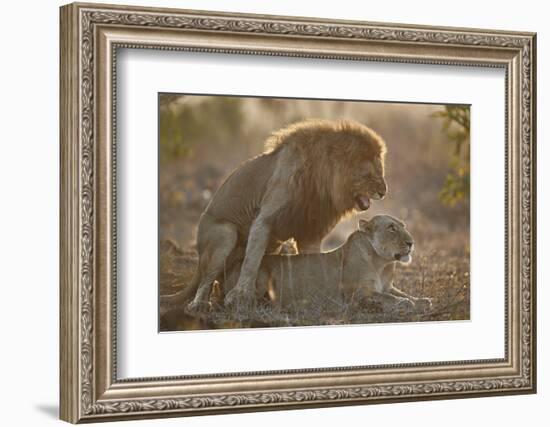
[388,224,396,232]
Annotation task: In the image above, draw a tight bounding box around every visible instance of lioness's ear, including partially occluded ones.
[358,219,371,233]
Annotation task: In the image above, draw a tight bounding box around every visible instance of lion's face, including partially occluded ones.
[359,215,414,263]
[349,156,387,211]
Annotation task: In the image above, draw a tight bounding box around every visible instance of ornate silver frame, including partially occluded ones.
[60,2,536,423]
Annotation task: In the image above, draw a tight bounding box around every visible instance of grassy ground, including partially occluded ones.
[159,234,470,332]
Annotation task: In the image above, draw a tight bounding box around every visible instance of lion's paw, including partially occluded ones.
[414,297,433,312]
[395,298,415,311]
[224,287,256,319]
[186,300,210,315]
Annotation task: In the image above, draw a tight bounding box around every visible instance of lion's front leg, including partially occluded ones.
[225,216,272,318]
[354,288,415,311]
[378,291,416,311]
[380,262,396,291]
[380,264,431,312]
[387,286,432,312]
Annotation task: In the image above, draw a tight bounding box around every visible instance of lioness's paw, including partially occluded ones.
[395,298,415,311]
[414,297,433,312]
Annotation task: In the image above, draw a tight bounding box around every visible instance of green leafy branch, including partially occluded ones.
[432,106,470,206]
[159,96,243,162]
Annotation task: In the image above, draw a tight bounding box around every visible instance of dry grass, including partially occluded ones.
[159,234,470,332]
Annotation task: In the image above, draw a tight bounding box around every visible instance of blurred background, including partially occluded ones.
[159,94,469,253]
[159,94,470,328]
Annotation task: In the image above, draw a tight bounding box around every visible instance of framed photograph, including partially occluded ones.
[60,2,536,423]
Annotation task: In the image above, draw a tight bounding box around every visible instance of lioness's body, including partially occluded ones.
[161,119,388,316]
[223,215,432,311]
[224,233,379,309]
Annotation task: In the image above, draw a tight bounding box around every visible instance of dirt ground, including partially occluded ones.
[159,233,470,331]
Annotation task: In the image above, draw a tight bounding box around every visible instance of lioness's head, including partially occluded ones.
[358,215,414,263]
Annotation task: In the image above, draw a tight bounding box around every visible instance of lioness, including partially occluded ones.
[161,119,388,316]
[222,215,432,311]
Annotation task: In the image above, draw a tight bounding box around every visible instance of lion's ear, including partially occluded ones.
[358,219,371,233]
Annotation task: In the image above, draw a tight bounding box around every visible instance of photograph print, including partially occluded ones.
[159,94,471,332]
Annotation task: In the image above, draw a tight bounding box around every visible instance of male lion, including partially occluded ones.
[221,215,432,312]
[161,119,388,317]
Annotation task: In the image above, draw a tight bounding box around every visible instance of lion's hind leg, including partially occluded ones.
[187,222,238,315]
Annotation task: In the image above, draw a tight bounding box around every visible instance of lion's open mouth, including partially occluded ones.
[355,195,371,211]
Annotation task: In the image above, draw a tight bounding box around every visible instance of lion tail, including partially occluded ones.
[160,269,201,309]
